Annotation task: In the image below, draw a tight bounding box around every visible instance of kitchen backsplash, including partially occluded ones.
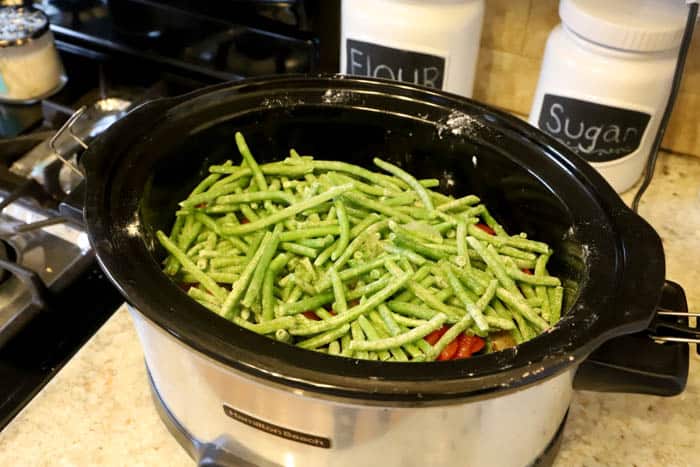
[473,0,699,158]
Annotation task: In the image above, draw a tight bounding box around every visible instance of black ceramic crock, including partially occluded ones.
[73,75,689,402]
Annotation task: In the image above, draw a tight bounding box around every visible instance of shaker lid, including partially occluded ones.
[0,7,49,48]
[560,0,692,52]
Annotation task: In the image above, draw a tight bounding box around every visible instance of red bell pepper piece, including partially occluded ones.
[437,339,459,361]
[424,325,449,345]
[302,311,320,321]
[475,223,496,236]
[454,334,486,359]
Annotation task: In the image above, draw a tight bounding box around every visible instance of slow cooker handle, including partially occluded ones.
[573,281,691,396]
[59,90,214,224]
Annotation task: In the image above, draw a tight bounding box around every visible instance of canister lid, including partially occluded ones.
[0,7,49,48]
[560,0,692,52]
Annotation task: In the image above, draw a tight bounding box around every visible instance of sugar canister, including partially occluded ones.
[340,0,484,97]
[529,0,690,193]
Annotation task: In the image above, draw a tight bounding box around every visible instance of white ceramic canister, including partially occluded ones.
[340,0,484,97]
[0,6,65,102]
[529,0,690,193]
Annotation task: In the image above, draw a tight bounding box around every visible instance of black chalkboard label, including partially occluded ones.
[537,94,651,163]
[346,39,446,89]
[223,404,331,448]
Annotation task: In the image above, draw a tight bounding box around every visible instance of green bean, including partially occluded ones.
[389,220,443,244]
[396,205,435,220]
[324,171,397,198]
[331,200,350,260]
[188,286,221,307]
[394,234,447,261]
[367,312,409,361]
[534,255,552,321]
[281,292,334,315]
[278,225,340,242]
[274,329,293,344]
[233,316,295,334]
[262,253,290,321]
[467,223,506,247]
[163,216,186,273]
[191,172,223,196]
[180,183,245,208]
[221,183,353,236]
[289,272,410,336]
[313,242,336,267]
[382,192,418,206]
[485,315,515,330]
[280,242,318,258]
[214,190,295,206]
[408,281,463,321]
[315,254,397,292]
[328,341,341,355]
[329,268,348,314]
[506,267,561,287]
[357,316,392,360]
[394,265,432,301]
[349,213,381,237]
[466,237,520,296]
[512,311,536,341]
[442,263,487,331]
[495,287,549,332]
[350,321,369,359]
[382,244,428,265]
[387,301,439,320]
[349,313,447,352]
[221,231,274,319]
[549,286,564,325]
[373,157,434,211]
[436,195,480,212]
[180,271,240,284]
[341,332,353,357]
[312,160,403,191]
[332,219,390,270]
[242,230,281,309]
[392,313,429,328]
[456,220,470,267]
[157,231,226,301]
[297,236,334,249]
[245,232,264,260]
[234,132,267,191]
[347,275,392,301]
[314,307,335,320]
[377,304,402,336]
[297,324,351,350]
[342,191,413,223]
[449,264,485,296]
[499,246,537,261]
[505,236,551,255]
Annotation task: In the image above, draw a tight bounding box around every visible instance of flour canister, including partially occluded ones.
[529,0,690,193]
[340,0,484,98]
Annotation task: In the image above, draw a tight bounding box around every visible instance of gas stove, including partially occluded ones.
[0,0,338,430]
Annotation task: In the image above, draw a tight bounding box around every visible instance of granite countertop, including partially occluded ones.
[0,151,698,467]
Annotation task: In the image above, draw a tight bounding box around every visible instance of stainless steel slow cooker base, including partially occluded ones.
[132,305,572,467]
[147,367,569,467]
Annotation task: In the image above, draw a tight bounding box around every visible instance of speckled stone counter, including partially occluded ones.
[1,152,698,467]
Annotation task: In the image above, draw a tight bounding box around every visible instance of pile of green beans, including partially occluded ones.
[157,132,564,362]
